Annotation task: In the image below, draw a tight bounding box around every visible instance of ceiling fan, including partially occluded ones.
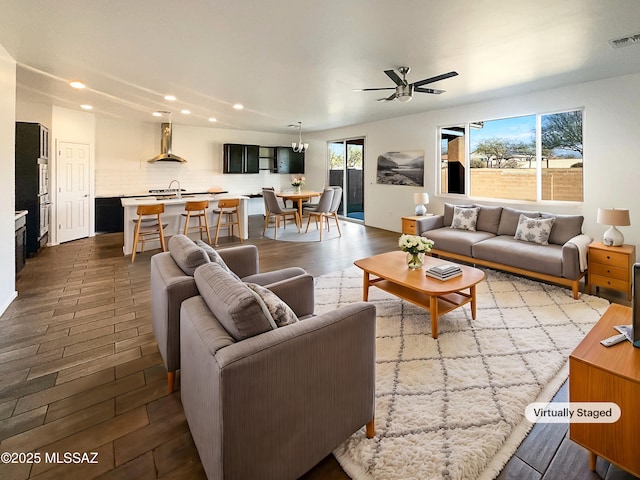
[354,66,458,103]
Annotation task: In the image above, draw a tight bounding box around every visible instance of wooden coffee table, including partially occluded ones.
[354,251,486,338]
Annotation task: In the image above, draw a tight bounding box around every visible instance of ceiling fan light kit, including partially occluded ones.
[358,66,458,103]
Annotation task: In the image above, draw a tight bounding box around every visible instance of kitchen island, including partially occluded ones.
[120,194,248,256]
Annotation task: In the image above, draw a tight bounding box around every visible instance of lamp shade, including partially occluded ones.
[413,193,430,205]
[597,208,630,226]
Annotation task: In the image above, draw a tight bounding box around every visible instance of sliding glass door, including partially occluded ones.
[328,138,365,221]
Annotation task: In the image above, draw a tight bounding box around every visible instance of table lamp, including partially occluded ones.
[597,208,630,246]
[414,192,430,216]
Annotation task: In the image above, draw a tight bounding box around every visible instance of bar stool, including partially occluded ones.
[181,200,212,244]
[213,198,243,246]
[131,204,167,262]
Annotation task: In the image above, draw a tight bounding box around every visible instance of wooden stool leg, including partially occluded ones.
[183,212,190,235]
[214,210,223,246]
[158,217,167,252]
[131,221,141,262]
[203,210,212,244]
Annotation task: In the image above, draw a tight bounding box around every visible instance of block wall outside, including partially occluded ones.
[440,168,583,201]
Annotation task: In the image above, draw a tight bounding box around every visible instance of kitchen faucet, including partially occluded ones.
[168,179,181,199]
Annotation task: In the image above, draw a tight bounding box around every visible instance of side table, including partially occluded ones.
[587,242,635,300]
[401,214,433,235]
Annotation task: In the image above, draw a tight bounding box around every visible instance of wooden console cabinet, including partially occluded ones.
[569,304,640,477]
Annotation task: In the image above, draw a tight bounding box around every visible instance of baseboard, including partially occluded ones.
[0,291,18,317]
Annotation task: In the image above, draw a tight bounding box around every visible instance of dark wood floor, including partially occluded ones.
[2,216,637,479]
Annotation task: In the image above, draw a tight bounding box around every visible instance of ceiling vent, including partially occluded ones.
[608,33,640,49]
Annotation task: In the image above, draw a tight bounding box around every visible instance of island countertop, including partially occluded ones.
[121,194,249,256]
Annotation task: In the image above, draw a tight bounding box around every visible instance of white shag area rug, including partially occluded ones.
[314,266,609,480]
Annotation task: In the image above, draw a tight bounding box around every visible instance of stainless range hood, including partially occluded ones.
[148,122,187,163]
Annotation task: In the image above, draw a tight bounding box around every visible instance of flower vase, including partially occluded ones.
[294,185,301,193]
[406,252,425,270]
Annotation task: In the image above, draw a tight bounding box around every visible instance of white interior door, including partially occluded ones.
[57,141,90,243]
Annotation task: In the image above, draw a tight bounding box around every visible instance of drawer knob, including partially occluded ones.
[606,255,611,260]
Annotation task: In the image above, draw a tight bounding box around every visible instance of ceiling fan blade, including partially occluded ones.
[384,69,405,86]
[354,87,396,92]
[411,71,459,88]
[377,93,397,102]
[414,87,445,94]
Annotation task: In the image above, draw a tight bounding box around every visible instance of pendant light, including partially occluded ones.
[291,121,309,153]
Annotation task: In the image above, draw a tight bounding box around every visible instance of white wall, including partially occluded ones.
[95,119,308,196]
[0,44,16,313]
[310,73,640,260]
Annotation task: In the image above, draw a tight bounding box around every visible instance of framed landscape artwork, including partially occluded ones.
[376,150,424,186]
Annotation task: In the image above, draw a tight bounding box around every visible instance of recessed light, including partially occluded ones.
[164,95,176,101]
[208,117,217,122]
[69,81,86,89]
[152,111,163,117]
[80,104,93,110]
[181,109,191,114]
[233,103,244,110]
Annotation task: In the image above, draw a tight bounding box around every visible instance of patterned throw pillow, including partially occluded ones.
[245,283,299,327]
[514,214,556,245]
[451,206,480,231]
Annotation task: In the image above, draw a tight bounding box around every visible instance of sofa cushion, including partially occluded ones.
[540,213,584,245]
[427,227,495,257]
[246,283,298,327]
[514,215,556,245]
[474,205,503,234]
[451,206,480,231]
[194,262,276,341]
[168,235,210,276]
[473,236,564,277]
[497,208,540,236]
[443,203,473,227]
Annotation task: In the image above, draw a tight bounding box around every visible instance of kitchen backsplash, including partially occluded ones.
[95,165,289,197]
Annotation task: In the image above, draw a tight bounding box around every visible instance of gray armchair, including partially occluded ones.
[180,262,376,480]
[151,237,313,393]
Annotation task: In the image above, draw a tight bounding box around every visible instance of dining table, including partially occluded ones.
[276,190,321,220]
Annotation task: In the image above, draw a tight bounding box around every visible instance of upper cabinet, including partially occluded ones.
[223,144,259,174]
[223,144,305,174]
[276,147,305,174]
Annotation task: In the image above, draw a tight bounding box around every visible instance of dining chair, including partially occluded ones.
[213,198,243,246]
[304,188,334,241]
[262,189,300,240]
[131,203,167,262]
[327,186,343,237]
[181,200,211,244]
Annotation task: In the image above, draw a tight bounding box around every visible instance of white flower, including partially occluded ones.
[398,234,434,255]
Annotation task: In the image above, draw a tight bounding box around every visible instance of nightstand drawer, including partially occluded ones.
[589,274,629,292]
[589,263,629,281]
[402,218,418,235]
[589,249,628,268]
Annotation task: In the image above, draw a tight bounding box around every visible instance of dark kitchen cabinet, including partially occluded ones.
[95,197,125,233]
[15,214,27,274]
[276,147,305,174]
[15,122,50,257]
[223,144,259,174]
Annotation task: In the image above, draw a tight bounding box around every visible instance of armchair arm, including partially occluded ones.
[416,215,444,235]
[264,273,315,317]
[561,242,581,280]
[217,244,259,278]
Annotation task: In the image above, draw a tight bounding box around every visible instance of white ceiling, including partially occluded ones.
[1,0,640,133]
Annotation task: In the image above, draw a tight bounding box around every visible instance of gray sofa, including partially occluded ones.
[180,260,377,480]
[150,234,313,393]
[416,204,587,298]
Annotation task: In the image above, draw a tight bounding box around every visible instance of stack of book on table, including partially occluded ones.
[425,263,462,281]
